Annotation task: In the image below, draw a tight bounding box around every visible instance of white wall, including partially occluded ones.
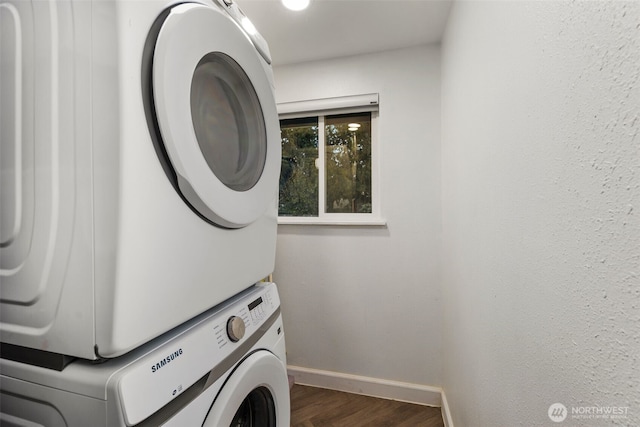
[273,45,442,387]
[441,2,640,426]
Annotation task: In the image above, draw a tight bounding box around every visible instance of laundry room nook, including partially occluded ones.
[1,0,639,426]
[238,0,640,426]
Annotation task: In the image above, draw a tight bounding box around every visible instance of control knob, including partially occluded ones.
[227,316,246,342]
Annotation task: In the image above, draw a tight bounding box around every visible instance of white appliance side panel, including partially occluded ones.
[0,1,25,248]
[0,376,108,427]
[91,0,126,360]
[0,0,95,358]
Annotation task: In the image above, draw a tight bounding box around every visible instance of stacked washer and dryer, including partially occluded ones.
[0,0,290,425]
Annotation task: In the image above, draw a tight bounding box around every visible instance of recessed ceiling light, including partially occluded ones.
[282,0,310,11]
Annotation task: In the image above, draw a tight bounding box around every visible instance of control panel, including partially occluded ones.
[115,283,280,425]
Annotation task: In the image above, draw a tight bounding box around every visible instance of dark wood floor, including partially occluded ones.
[289,384,444,427]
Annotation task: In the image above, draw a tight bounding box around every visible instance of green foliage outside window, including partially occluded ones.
[325,113,372,214]
[279,118,319,216]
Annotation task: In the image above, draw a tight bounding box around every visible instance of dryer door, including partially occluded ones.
[151,3,280,228]
[202,350,290,427]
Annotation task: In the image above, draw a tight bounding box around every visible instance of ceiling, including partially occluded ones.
[236,0,453,66]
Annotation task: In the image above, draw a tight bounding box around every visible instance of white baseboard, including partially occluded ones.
[441,389,455,427]
[287,365,442,407]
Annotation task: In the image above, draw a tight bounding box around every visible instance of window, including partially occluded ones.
[277,94,383,225]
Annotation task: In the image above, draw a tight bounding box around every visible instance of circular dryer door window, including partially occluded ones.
[151,3,280,228]
[190,53,266,193]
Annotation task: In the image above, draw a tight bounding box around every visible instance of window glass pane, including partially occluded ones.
[325,113,372,213]
[279,117,319,216]
[191,52,266,192]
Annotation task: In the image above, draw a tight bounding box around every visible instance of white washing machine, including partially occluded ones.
[0,282,290,426]
[0,0,281,362]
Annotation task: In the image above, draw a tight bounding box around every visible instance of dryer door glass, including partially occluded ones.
[191,53,266,192]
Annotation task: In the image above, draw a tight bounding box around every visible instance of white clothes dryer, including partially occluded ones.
[0,0,281,362]
[0,282,291,427]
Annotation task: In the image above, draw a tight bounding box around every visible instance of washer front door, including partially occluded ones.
[152,3,280,228]
[203,350,290,427]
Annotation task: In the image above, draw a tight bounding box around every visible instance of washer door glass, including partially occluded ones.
[230,386,276,426]
[151,3,280,228]
[202,351,290,426]
[191,53,266,192]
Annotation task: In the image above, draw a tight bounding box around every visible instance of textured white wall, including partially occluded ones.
[441,1,640,426]
[273,45,442,386]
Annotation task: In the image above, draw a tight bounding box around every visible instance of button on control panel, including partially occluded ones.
[247,292,275,324]
[226,316,246,342]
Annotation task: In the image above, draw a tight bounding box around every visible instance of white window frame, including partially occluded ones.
[277,94,385,226]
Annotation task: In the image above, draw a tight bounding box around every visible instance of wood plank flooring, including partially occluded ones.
[289,384,444,427]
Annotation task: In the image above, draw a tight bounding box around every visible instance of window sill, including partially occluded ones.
[277,217,387,226]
